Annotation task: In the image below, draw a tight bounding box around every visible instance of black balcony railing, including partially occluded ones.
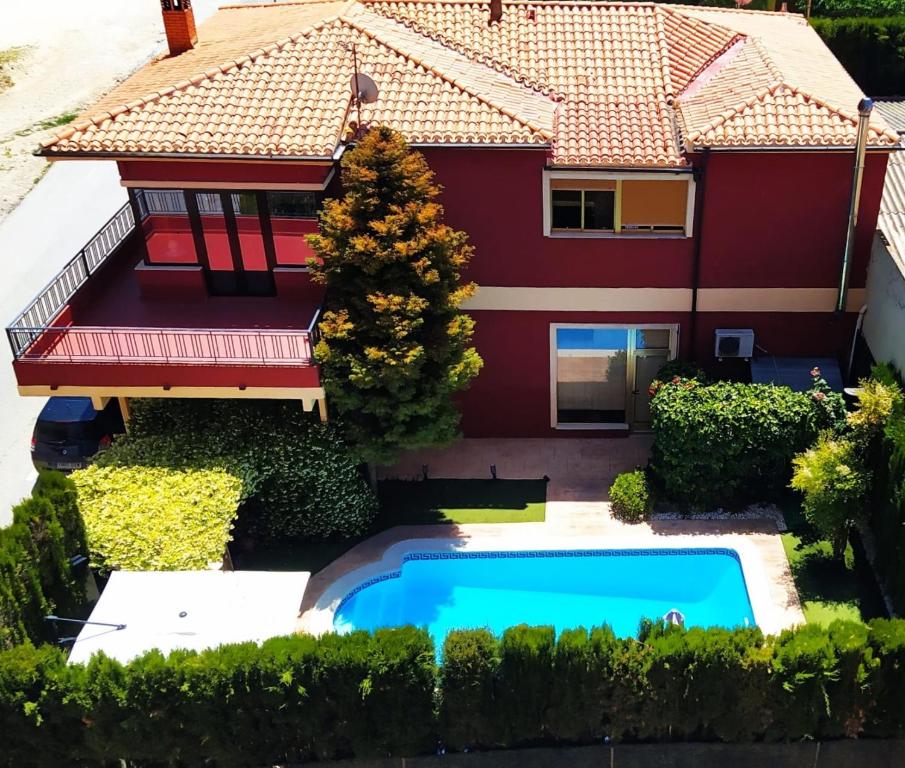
[6,198,322,368]
[5,202,135,358]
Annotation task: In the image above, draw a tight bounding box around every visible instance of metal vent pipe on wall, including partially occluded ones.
[837,98,874,313]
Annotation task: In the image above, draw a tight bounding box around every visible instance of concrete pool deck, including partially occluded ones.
[297,519,805,638]
[298,438,805,638]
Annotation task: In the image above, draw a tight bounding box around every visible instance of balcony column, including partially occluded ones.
[118,397,131,431]
[126,189,151,265]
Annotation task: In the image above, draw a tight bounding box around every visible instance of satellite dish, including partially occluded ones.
[350,73,379,104]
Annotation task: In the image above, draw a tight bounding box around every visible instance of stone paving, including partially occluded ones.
[299,437,805,635]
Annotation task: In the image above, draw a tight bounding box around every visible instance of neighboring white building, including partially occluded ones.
[863,100,905,372]
[67,570,310,665]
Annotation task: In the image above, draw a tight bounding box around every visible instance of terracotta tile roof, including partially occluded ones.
[669,5,899,148]
[365,2,685,166]
[41,1,900,165]
[659,6,741,93]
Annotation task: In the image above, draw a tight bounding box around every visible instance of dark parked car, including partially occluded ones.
[31,397,124,472]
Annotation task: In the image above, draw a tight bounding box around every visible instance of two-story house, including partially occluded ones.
[7,0,898,438]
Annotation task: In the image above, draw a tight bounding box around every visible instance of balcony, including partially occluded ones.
[7,202,325,410]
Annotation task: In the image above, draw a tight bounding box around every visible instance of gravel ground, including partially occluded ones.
[650,503,788,532]
[0,0,226,221]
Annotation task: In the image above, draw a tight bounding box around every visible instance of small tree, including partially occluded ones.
[791,434,869,559]
[307,127,482,464]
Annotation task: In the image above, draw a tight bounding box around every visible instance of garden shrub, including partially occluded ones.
[650,378,845,506]
[791,434,869,559]
[3,620,905,762]
[96,399,378,541]
[847,377,903,453]
[0,473,87,648]
[609,469,653,522]
[864,618,905,737]
[71,465,242,571]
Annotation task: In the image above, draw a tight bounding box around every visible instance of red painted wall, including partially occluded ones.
[118,160,333,186]
[693,151,888,290]
[460,309,857,438]
[13,359,320,389]
[419,148,696,288]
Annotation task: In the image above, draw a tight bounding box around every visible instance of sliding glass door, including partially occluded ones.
[551,325,676,430]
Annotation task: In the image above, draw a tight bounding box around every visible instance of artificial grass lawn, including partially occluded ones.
[780,501,886,626]
[377,478,546,525]
[235,478,547,574]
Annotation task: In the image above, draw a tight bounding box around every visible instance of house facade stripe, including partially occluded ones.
[464,287,868,313]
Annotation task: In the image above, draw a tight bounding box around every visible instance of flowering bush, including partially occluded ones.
[791,434,869,559]
[807,367,848,433]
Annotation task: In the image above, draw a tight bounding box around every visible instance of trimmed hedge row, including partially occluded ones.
[649,378,844,506]
[0,473,87,649]
[869,407,905,612]
[811,16,905,96]
[3,620,905,765]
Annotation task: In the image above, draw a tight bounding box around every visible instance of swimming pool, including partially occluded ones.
[333,548,756,644]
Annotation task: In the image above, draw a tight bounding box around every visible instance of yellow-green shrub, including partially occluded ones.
[71,465,241,571]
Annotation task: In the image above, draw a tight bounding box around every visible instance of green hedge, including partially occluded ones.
[868,408,905,612]
[811,16,905,96]
[95,399,378,541]
[650,379,845,506]
[4,620,905,764]
[0,473,87,649]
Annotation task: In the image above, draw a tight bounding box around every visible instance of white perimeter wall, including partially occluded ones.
[863,232,905,373]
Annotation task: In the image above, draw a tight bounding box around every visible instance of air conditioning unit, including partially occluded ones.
[714,329,754,360]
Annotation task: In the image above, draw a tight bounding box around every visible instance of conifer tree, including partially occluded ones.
[307,127,482,464]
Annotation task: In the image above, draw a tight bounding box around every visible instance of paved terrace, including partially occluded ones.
[299,438,804,636]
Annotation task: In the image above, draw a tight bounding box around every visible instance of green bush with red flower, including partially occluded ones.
[650,369,846,507]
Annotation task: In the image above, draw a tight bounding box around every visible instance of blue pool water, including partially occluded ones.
[334,549,756,644]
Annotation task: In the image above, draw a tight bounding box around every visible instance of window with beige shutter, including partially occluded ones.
[620,180,687,233]
[545,174,692,236]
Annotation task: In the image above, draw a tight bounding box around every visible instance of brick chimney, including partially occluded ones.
[161,0,197,56]
[489,0,503,25]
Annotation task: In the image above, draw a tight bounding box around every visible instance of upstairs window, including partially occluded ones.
[545,173,693,237]
[550,180,616,232]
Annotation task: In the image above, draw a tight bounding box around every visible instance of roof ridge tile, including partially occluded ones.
[340,9,555,138]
